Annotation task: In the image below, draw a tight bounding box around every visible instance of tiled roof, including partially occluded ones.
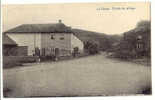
[4,23,72,33]
[3,35,17,46]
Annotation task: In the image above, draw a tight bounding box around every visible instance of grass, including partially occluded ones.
[3,56,38,68]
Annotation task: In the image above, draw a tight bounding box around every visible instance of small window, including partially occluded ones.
[60,37,64,40]
[51,35,54,39]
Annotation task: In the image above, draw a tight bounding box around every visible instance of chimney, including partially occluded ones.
[59,19,62,23]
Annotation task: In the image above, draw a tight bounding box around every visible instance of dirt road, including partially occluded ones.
[3,53,151,97]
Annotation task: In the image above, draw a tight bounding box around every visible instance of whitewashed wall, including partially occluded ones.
[6,33,84,56]
[6,33,41,55]
[71,34,84,53]
[41,33,71,50]
[41,33,72,56]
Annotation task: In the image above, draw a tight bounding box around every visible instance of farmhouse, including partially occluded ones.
[4,20,84,57]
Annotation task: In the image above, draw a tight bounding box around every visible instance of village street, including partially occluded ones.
[3,53,151,97]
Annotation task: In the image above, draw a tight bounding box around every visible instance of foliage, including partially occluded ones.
[73,29,121,51]
[112,20,151,59]
[84,41,99,55]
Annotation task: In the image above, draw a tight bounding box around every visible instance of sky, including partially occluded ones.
[2,2,150,35]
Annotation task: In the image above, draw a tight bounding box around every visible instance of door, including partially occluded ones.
[55,48,60,57]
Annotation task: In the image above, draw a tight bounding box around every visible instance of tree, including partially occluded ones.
[84,41,99,55]
[136,20,151,30]
[112,20,151,59]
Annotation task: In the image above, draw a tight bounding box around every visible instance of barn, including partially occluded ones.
[4,20,84,57]
[3,34,17,56]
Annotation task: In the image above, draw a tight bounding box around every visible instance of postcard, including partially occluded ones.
[2,2,151,97]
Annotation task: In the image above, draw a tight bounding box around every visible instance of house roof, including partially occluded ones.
[4,23,72,33]
[3,35,17,46]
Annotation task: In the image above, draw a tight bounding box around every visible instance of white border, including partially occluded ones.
[1,0,152,4]
[1,0,154,100]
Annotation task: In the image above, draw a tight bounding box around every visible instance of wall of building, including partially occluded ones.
[3,45,17,56]
[6,33,41,55]
[16,46,28,56]
[6,33,84,57]
[3,45,28,56]
[71,34,84,53]
[41,33,72,56]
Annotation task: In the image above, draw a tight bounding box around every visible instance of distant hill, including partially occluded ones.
[72,29,107,41]
[72,29,121,51]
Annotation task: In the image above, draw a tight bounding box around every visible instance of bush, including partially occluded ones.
[84,41,99,55]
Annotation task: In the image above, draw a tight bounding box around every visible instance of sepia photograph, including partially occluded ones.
[2,2,151,98]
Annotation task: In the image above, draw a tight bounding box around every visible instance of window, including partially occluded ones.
[137,43,142,49]
[51,35,54,39]
[60,37,64,40]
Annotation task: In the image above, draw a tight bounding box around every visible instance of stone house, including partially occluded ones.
[4,20,84,57]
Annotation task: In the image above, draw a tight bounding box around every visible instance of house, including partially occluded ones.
[3,34,28,56]
[3,34,17,56]
[4,20,84,57]
[123,26,151,58]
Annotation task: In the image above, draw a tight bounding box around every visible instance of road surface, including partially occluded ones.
[3,53,151,97]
